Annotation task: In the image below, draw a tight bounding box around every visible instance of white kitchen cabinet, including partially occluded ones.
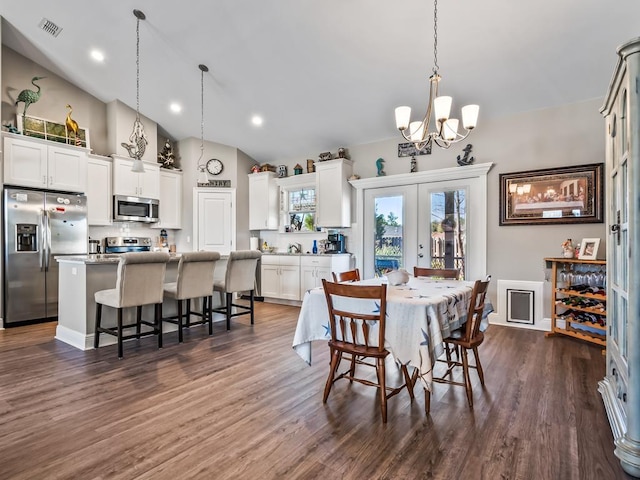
[261,254,300,301]
[112,156,160,199]
[249,171,279,230]
[3,135,87,193]
[86,155,112,225]
[153,169,182,229]
[315,158,352,228]
[300,254,352,298]
[193,188,236,255]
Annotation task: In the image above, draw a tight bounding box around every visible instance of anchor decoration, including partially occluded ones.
[456,144,475,166]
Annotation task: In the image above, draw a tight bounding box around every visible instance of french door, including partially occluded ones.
[361,175,487,281]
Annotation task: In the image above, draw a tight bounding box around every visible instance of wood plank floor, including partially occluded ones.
[0,302,630,479]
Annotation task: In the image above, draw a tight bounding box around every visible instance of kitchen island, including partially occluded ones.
[55,254,226,350]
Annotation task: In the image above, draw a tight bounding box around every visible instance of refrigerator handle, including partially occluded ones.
[44,210,51,270]
[38,210,45,270]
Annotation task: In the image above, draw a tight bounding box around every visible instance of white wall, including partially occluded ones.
[266,98,606,316]
[1,46,109,156]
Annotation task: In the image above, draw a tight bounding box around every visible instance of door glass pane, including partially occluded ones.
[374,195,403,276]
[430,189,466,278]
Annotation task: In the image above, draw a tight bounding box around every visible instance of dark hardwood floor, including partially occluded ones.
[0,302,630,479]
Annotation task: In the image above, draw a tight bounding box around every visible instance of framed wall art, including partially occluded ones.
[17,114,90,149]
[578,238,601,260]
[499,163,604,226]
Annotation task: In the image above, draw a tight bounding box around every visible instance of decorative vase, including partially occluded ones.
[563,248,574,258]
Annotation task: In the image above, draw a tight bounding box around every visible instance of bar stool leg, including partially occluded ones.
[136,306,143,338]
[156,303,163,349]
[250,289,255,325]
[226,292,232,330]
[177,300,183,343]
[117,308,124,359]
[94,303,102,349]
[207,295,213,335]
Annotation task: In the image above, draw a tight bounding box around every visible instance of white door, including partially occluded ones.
[362,177,487,280]
[363,185,417,279]
[194,189,235,255]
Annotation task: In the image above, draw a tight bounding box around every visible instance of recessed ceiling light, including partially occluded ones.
[169,103,182,113]
[90,49,105,62]
[251,115,263,127]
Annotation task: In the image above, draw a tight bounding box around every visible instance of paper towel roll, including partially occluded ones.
[250,237,259,250]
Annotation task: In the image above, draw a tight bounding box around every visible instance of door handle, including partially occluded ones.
[610,210,621,245]
[39,211,45,270]
[44,210,51,270]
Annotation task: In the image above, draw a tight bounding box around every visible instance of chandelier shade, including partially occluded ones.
[394,0,479,151]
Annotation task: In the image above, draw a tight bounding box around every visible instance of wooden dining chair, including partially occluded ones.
[413,267,460,279]
[427,277,491,412]
[331,268,360,283]
[321,279,415,423]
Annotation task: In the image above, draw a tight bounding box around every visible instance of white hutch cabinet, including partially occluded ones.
[315,158,352,228]
[599,36,640,477]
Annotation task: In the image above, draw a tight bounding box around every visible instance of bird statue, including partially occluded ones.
[456,144,475,166]
[376,157,386,176]
[65,104,80,146]
[15,76,46,117]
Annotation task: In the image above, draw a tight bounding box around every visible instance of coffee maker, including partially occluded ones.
[326,233,346,254]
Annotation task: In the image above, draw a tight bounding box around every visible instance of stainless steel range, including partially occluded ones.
[104,236,152,254]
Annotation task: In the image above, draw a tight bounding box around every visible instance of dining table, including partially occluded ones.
[292,276,493,390]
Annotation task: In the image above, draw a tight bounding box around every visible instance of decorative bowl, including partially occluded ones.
[386,269,409,286]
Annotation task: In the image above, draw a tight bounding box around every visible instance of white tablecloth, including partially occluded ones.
[292,276,493,389]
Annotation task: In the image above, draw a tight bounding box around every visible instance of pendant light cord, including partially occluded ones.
[432,0,439,75]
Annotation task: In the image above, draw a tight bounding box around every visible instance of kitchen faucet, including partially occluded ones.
[289,242,302,254]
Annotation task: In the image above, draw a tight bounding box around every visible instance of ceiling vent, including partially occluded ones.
[38,18,62,37]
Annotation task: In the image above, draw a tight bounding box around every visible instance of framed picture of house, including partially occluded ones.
[499,163,604,226]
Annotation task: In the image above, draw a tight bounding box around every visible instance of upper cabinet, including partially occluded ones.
[315,158,352,228]
[86,155,112,226]
[152,169,182,229]
[249,171,279,230]
[112,156,160,199]
[3,134,87,193]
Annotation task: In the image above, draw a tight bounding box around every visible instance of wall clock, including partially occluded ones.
[206,158,223,175]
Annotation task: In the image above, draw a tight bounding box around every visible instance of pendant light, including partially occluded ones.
[128,9,148,173]
[394,0,479,151]
[197,64,210,185]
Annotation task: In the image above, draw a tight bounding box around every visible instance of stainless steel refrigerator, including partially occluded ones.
[3,188,87,325]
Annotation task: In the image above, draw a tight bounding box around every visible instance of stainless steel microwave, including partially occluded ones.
[113,195,159,223]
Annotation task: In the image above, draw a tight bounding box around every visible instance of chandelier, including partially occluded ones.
[128,9,148,173]
[196,64,210,185]
[394,0,479,151]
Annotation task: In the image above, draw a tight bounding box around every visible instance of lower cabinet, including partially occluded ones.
[261,255,301,301]
[261,254,352,301]
[300,254,352,298]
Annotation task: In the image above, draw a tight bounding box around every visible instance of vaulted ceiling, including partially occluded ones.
[2,1,639,162]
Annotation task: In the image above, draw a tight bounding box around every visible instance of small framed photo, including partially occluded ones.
[578,238,601,260]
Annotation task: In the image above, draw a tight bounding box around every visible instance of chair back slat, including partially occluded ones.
[332,268,361,282]
[322,280,387,352]
[462,278,490,341]
[413,267,459,279]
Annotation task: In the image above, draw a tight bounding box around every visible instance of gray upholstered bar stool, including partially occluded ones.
[162,251,220,342]
[212,250,262,330]
[94,251,170,358]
